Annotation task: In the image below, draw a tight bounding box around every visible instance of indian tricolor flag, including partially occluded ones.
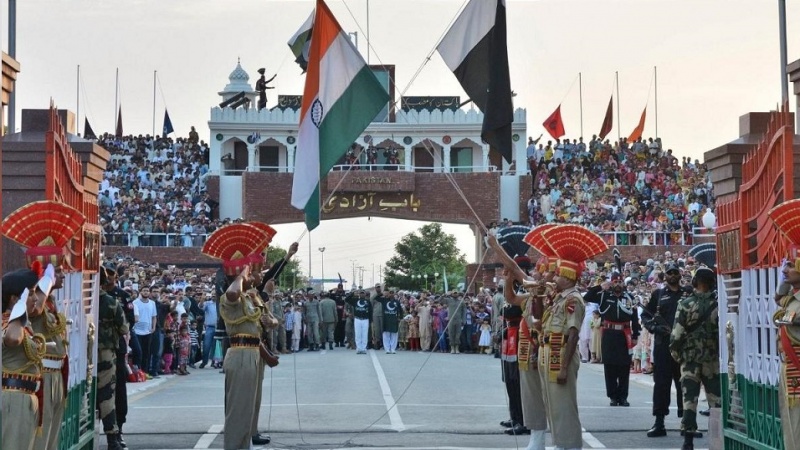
[291,0,389,231]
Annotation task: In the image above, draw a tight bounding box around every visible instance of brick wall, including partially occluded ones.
[239,171,501,225]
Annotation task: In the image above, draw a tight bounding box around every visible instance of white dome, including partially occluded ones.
[229,61,249,83]
[222,60,255,94]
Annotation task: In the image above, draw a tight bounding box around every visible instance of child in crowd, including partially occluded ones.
[398,313,409,350]
[162,330,175,375]
[407,310,420,351]
[177,325,191,375]
[478,318,492,354]
[188,321,200,368]
[590,310,602,363]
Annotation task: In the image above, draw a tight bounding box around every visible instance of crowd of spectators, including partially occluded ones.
[96,131,222,247]
[105,243,705,384]
[524,135,714,246]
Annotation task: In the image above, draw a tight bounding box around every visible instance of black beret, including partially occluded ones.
[2,269,39,298]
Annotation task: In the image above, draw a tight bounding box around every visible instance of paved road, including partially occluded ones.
[110,348,711,449]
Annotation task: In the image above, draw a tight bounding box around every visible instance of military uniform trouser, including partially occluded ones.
[34,370,67,450]
[680,361,721,433]
[520,366,547,431]
[501,360,524,426]
[372,316,383,348]
[322,321,336,343]
[251,358,266,437]
[652,343,683,416]
[335,320,346,344]
[346,318,355,347]
[447,320,463,350]
[224,347,259,449]
[1,389,38,450]
[97,348,119,434]
[116,336,129,427]
[307,319,321,345]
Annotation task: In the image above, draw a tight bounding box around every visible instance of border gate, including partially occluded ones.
[716,105,796,449]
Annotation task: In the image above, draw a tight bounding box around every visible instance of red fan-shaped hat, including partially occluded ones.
[542,225,608,281]
[769,199,800,245]
[202,223,272,276]
[0,201,86,268]
[523,224,558,258]
[246,222,278,270]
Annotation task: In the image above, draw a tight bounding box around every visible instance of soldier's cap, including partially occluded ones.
[693,267,716,285]
[258,68,266,75]
[2,269,39,298]
[665,263,681,274]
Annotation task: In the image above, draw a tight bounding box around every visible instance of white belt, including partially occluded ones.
[42,358,64,370]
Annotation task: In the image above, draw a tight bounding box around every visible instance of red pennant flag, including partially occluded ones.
[628,107,647,142]
[542,105,565,139]
[598,96,613,139]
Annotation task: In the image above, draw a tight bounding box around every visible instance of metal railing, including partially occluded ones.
[103,232,209,248]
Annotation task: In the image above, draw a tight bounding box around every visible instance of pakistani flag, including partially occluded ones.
[288,10,314,73]
[437,0,513,163]
[291,0,389,231]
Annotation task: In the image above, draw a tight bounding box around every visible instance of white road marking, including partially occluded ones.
[582,427,606,448]
[193,424,223,449]
[370,349,406,431]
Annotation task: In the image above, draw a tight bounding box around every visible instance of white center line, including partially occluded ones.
[582,427,606,448]
[193,424,223,449]
[369,350,406,431]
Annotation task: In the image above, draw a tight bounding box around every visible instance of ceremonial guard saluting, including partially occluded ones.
[767,200,800,449]
[2,269,50,450]
[538,224,608,450]
[1,200,87,449]
[201,223,276,450]
[669,266,720,450]
[584,271,640,407]
[641,263,691,437]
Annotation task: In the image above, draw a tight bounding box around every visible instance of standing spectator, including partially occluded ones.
[132,288,157,378]
[319,293,338,350]
[417,298,433,352]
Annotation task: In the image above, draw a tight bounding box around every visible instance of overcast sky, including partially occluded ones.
[3,0,796,288]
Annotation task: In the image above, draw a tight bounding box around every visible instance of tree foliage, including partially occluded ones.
[383,223,467,293]
[266,245,306,291]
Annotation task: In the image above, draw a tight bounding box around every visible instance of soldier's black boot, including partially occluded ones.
[107,433,124,450]
[118,425,128,449]
[647,415,667,437]
[682,433,694,450]
[329,342,334,350]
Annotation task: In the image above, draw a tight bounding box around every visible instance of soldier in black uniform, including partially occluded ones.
[109,264,135,448]
[642,263,691,437]
[332,283,347,347]
[584,272,640,407]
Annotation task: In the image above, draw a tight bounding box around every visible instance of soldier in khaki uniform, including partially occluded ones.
[201,222,276,449]
[669,267,720,450]
[319,293,338,350]
[2,269,49,450]
[538,224,608,450]
[0,200,87,450]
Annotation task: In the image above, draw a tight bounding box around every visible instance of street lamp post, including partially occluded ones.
[434,272,440,293]
[423,273,428,290]
[319,247,326,290]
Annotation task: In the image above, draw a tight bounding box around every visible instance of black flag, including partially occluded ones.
[163,110,175,136]
[437,0,514,163]
[83,118,97,140]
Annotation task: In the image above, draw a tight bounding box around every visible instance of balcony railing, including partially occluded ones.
[104,229,697,249]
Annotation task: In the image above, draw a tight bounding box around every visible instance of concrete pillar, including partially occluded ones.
[403,145,412,171]
[481,144,490,172]
[247,143,257,171]
[442,144,452,173]
[473,223,485,264]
